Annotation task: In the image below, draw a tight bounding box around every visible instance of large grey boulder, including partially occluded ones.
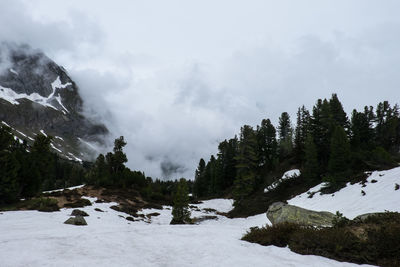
[267,202,336,227]
[64,216,87,226]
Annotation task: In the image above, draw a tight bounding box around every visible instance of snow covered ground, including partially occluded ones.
[288,166,400,219]
[0,196,370,267]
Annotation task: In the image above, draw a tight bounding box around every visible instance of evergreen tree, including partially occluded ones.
[326,126,351,187]
[31,134,55,193]
[302,134,319,183]
[233,125,258,207]
[193,158,206,197]
[278,112,293,159]
[310,99,332,170]
[215,137,238,191]
[171,178,191,224]
[294,105,311,161]
[350,109,374,151]
[329,94,348,130]
[256,119,277,171]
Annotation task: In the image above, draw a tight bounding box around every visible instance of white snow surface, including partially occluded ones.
[282,169,301,179]
[0,197,371,267]
[288,166,400,219]
[0,76,70,112]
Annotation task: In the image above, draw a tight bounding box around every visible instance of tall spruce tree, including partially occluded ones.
[193,158,206,197]
[294,105,311,162]
[278,112,293,159]
[303,134,319,183]
[256,119,277,171]
[233,125,258,207]
[326,126,351,187]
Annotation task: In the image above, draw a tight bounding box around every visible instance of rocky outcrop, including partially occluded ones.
[266,202,335,227]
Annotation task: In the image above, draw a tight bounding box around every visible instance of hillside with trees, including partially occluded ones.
[193,94,400,216]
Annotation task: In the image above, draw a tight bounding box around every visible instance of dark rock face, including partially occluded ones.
[0,43,108,160]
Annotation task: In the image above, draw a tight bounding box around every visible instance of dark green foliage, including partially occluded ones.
[243,212,400,266]
[350,108,374,151]
[256,119,277,171]
[278,112,293,160]
[193,158,206,197]
[243,223,300,247]
[0,126,86,204]
[171,178,191,224]
[325,126,351,188]
[233,125,259,207]
[302,134,319,183]
[28,197,59,212]
[294,106,311,162]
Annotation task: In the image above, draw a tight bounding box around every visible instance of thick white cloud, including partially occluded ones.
[1,0,400,179]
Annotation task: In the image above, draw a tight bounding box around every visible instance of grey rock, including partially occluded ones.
[267,202,336,227]
[64,216,87,226]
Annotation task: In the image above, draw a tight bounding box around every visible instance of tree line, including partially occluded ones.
[193,94,400,207]
[0,129,187,205]
[0,128,85,204]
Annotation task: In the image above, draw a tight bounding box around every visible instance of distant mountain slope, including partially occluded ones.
[0,43,107,161]
[288,166,400,219]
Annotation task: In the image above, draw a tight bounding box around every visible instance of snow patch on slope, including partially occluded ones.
[0,76,71,112]
[264,169,301,193]
[288,166,400,219]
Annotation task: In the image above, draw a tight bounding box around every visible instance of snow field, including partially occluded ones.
[0,196,369,267]
[288,166,400,219]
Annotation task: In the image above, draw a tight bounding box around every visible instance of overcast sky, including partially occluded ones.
[1,0,400,179]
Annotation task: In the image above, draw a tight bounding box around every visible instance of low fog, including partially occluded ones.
[1,0,400,179]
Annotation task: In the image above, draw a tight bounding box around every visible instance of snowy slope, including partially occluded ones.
[0,76,71,113]
[288,166,400,219]
[0,197,371,267]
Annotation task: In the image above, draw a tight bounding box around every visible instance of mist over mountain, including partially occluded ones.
[0,42,108,161]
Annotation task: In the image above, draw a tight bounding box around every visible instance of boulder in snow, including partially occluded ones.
[71,209,89,217]
[267,202,335,227]
[64,216,87,226]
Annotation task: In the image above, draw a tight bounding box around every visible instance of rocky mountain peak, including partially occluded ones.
[0,43,108,162]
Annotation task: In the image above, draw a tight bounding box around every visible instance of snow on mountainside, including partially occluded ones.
[288,166,400,219]
[0,43,108,161]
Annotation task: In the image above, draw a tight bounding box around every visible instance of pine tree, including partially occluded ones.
[326,126,351,187]
[294,105,311,162]
[350,109,374,151]
[193,158,206,197]
[329,94,348,130]
[171,178,191,224]
[233,125,258,207]
[256,119,277,171]
[302,134,319,183]
[278,112,293,159]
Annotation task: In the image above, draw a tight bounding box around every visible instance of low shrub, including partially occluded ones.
[242,223,300,247]
[28,197,59,212]
[242,212,400,266]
